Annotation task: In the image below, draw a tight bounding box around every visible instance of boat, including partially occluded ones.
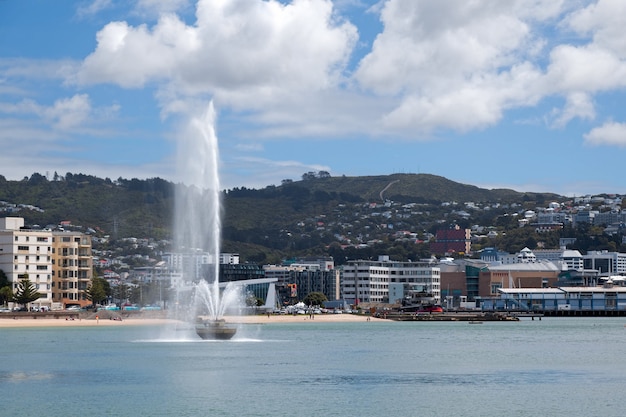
[195,317,237,340]
[417,304,444,313]
[398,289,444,314]
[399,302,444,314]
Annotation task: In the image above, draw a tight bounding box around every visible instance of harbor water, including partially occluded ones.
[1,317,625,416]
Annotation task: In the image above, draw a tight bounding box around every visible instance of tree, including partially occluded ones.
[86,277,108,306]
[303,291,327,307]
[0,286,12,307]
[0,268,9,289]
[12,276,42,308]
[0,269,12,306]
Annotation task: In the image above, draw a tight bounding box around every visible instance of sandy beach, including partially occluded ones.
[0,312,383,328]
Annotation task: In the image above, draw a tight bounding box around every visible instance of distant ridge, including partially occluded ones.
[0,172,564,262]
[285,173,560,204]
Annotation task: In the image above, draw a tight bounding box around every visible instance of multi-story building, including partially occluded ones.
[51,231,93,307]
[430,226,471,255]
[263,263,340,303]
[583,250,626,277]
[0,217,53,309]
[162,251,213,282]
[0,217,94,309]
[593,211,626,226]
[341,255,440,305]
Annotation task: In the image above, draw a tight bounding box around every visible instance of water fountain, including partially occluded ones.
[173,102,240,340]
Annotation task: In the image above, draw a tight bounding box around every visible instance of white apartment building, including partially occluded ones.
[341,255,440,305]
[0,217,94,309]
[0,217,53,309]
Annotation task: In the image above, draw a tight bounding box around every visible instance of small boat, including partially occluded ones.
[195,318,237,340]
[418,304,444,313]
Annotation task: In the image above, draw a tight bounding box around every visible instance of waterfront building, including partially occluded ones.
[483,261,561,296]
[0,217,93,309]
[439,259,489,305]
[263,263,340,302]
[51,230,93,307]
[0,217,53,309]
[341,255,440,305]
[498,285,626,312]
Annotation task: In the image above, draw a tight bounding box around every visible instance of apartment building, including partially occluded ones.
[0,217,53,309]
[341,255,440,305]
[51,231,93,307]
[0,217,93,309]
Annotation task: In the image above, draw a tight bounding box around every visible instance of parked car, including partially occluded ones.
[0,307,11,313]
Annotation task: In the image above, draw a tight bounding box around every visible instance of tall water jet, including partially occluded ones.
[173,102,239,339]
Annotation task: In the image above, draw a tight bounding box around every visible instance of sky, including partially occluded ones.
[1,0,626,197]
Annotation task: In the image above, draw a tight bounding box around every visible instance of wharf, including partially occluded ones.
[383,312,519,322]
[512,312,544,320]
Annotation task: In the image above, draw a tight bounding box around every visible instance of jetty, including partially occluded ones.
[382,311,519,322]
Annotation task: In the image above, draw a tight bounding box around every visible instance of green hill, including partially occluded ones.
[0,172,563,262]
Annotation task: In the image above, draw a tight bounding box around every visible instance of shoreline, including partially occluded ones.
[0,313,382,328]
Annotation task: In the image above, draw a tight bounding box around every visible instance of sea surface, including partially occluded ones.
[1,317,625,417]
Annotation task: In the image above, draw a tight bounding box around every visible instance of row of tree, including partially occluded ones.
[0,271,113,310]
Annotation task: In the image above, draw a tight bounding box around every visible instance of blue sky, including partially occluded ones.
[1,0,626,196]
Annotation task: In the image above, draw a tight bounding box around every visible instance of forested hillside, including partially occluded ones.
[2,171,604,264]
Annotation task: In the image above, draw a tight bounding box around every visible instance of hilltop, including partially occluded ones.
[0,172,567,263]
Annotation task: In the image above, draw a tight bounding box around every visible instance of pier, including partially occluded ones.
[383,311,519,322]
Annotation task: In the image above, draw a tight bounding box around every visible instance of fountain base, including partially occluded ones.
[195,317,236,340]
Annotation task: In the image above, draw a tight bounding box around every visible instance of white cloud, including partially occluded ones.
[44,95,93,130]
[235,142,264,152]
[584,121,626,146]
[134,0,191,16]
[550,91,595,128]
[353,1,563,133]
[544,44,626,93]
[77,0,358,108]
[70,0,626,141]
[0,94,115,131]
[76,0,113,18]
[565,0,626,58]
